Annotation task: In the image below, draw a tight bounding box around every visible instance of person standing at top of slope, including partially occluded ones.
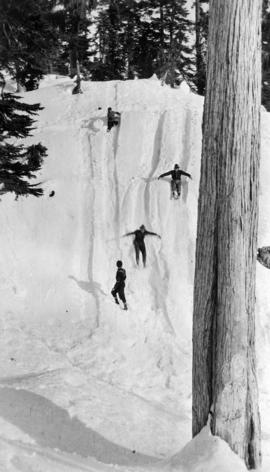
[111,260,128,310]
[107,107,121,132]
[124,225,161,267]
[158,164,191,199]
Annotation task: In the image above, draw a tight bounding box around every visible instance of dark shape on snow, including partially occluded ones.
[257,246,270,269]
[49,190,55,197]
[123,225,161,267]
[107,107,121,131]
[111,260,128,310]
[0,387,158,466]
[158,163,191,199]
[72,75,82,95]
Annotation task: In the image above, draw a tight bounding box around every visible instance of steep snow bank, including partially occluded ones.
[0,77,202,470]
[0,78,201,335]
[0,78,203,403]
[1,76,270,471]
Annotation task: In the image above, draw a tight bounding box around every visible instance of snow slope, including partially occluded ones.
[0,76,270,471]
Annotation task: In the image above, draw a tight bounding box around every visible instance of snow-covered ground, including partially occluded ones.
[0,75,270,471]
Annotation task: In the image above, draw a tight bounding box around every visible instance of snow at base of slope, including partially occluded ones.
[0,426,250,472]
[161,426,248,472]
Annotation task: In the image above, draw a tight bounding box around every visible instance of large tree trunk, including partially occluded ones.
[192,0,261,469]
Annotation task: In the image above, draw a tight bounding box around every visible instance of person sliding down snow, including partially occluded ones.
[158,164,191,199]
[124,224,161,267]
[107,107,121,132]
[111,260,128,310]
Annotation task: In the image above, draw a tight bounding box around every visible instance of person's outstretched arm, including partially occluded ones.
[158,170,172,179]
[180,170,192,179]
[123,231,135,237]
[145,230,161,239]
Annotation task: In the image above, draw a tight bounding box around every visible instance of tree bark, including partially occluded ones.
[192,0,261,468]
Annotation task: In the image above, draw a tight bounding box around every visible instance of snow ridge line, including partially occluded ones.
[86,129,101,328]
[0,436,110,472]
[0,368,65,386]
[145,111,175,333]
[112,83,122,248]
[112,128,121,245]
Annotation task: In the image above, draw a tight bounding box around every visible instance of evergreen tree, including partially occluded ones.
[118,0,142,79]
[128,0,194,84]
[0,76,47,197]
[52,0,96,77]
[91,0,127,80]
[92,0,194,84]
[194,0,208,95]
[0,0,58,90]
[156,0,194,87]
[134,1,162,79]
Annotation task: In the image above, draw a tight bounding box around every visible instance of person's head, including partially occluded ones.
[174,164,179,170]
[139,224,145,232]
[108,107,112,111]
[116,260,123,268]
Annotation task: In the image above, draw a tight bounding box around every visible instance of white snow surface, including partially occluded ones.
[0,76,270,471]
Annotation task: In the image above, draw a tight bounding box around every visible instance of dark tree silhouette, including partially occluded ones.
[0,76,47,197]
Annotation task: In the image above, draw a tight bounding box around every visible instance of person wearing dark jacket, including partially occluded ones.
[72,77,82,94]
[111,260,127,310]
[124,224,161,267]
[107,107,121,131]
[158,164,191,198]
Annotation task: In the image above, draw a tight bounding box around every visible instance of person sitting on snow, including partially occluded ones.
[111,260,128,310]
[158,164,191,198]
[107,107,121,131]
[123,225,161,268]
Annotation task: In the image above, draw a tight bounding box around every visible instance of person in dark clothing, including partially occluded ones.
[111,260,127,310]
[72,75,82,95]
[158,164,191,198]
[124,224,161,267]
[107,107,121,131]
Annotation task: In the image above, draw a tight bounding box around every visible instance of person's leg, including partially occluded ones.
[107,121,113,131]
[141,243,146,267]
[171,180,177,197]
[134,242,140,265]
[111,284,119,304]
[176,180,181,196]
[118,285,126,304]
[119,286,127,309]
